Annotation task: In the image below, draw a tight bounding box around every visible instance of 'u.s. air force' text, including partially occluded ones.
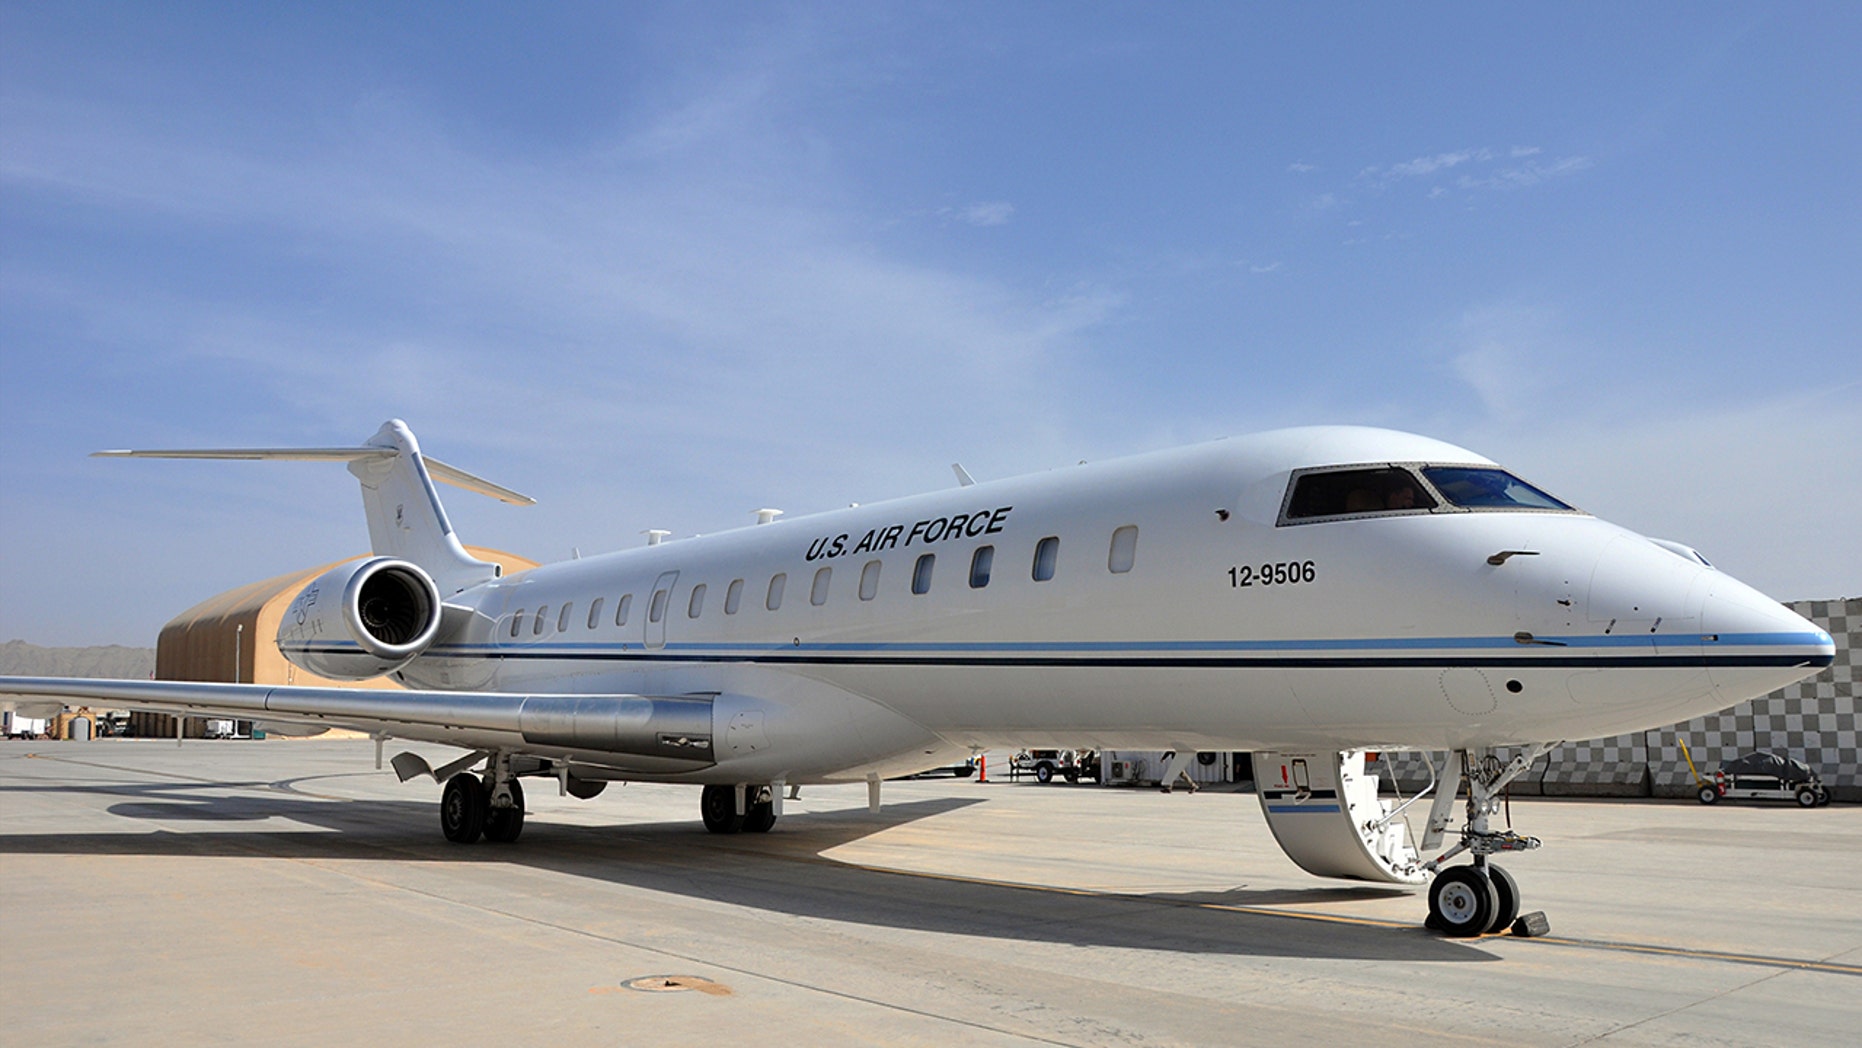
[805,506,1013,562]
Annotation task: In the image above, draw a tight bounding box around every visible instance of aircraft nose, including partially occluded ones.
[1700,577,1835,704]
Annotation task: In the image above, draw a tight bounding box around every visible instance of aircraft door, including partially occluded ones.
[1254,749,1425,884]
[645,571,678,650]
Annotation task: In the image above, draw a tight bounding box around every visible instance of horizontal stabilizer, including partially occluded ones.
[92,446,535,505]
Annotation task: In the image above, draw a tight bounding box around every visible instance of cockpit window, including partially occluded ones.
[1420,467,1572,511]
[1284,467,1437,521]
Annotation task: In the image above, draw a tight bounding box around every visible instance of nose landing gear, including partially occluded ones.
[1423,744,1556,937]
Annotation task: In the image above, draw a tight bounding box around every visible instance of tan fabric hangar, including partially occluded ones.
[137,547,537,738]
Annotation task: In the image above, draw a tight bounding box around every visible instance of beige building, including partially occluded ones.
[136,547,536,738]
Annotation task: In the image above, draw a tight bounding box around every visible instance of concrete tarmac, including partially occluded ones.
[2,739,1857,1047]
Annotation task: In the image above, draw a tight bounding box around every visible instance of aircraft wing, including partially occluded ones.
[0,676,716,773]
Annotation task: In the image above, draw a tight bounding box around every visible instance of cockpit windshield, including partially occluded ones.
[1283,467,1437,520]
[1420,467,1572,511]
[1279,463,1577,524]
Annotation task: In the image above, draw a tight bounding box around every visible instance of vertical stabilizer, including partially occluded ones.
[349,421,501,596]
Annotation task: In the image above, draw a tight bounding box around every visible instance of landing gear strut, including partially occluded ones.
[1423,745,1555,937]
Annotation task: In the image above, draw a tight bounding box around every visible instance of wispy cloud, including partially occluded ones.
[1457,154,1594,190]
[1361,148,1494,182]
[0,75,1116,584]
[942,200,1015,226]
[1354,145,1590,195]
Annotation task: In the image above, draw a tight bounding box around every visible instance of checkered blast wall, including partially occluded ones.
[1377,598,1858,801]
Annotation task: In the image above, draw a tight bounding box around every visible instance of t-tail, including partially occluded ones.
[94,419,533,597]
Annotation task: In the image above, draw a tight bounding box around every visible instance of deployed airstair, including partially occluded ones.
[1254,749,1426,884]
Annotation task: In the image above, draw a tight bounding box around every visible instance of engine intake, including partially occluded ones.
[277,558,444,681]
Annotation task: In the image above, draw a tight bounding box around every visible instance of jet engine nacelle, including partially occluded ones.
[277,557,443,681]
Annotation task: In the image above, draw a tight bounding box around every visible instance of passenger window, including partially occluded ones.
[859,560,882,601]
[725,578,744,615]
[1032,536,1059,582]
[767,573,786,611]
[811,566,831,606]
[688,584,707,618]
[510,611,524,639]
[533,606,549,635]
[649,589,668,624]
[587,597,604,629]
[615,593,633,627]
[1283,467,1438,521]
[970,545,994,588]
[1108,526,1138,574]
[912,554,935,595]
[557,603,574,632]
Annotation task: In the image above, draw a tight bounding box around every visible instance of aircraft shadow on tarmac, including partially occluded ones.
[0,774,1486,965]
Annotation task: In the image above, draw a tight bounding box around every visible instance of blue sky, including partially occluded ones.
[3,2,1858,646]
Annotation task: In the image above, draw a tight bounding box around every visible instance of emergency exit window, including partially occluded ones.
[510,611,525,638]
[534,606,549,635]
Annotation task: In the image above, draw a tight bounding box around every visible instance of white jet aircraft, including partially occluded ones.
[0,420,1833,936]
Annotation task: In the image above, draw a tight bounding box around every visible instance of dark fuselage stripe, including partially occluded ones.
[287,645,1831,671]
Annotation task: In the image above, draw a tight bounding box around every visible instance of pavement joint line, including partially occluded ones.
[1522,933,1862,977]
[25,749,1862,979]
[27,750,271,789]
[1566,965,1794,1046]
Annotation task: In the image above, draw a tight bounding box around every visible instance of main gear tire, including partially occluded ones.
[441,772,488,844]
[700,784,745,834]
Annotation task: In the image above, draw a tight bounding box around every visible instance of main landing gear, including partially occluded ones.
[700,784,779,834]
[1422,745,1556,938]
[439,752,527,845]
